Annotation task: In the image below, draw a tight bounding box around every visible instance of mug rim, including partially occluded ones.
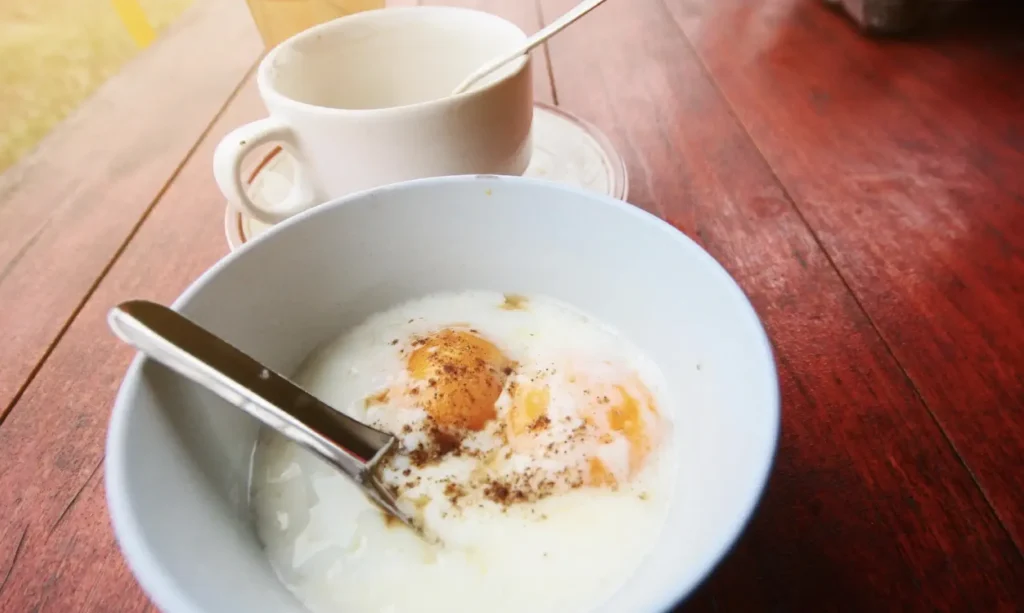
[256,6,531,118]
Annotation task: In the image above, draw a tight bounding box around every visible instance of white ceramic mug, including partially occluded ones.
[214,7,534,224]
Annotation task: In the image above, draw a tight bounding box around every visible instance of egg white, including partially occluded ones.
[250,290,677,613]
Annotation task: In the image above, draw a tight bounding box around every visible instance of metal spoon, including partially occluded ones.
[108,299,421,535]
[450,0,609,96]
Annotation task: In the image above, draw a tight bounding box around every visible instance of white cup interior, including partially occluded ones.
[264,7,528,110]
[107,176,778,613]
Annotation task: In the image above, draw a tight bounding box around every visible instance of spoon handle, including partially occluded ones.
[107,300,395,478]
[451,0,609,95]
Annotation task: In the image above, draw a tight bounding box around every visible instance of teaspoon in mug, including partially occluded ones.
[451,0,609,95]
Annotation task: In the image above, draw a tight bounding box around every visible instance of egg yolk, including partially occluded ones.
[508,386,550,435]
[506,366,660,489]
[406,328,511,432]
[596,383,655,476]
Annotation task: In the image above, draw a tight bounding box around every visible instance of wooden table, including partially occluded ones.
[1,0,1022,610]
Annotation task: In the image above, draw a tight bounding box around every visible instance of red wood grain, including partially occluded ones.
[536,0,1024,609]
[0,0,261,423]
[0,77,264,613]
[671,0,1024,554]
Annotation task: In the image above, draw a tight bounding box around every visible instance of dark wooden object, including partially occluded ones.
[823,0,964,34]
[0,0,1021,610]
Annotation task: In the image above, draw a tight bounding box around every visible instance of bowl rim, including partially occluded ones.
[106,174,780,613]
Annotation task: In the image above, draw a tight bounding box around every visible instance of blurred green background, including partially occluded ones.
[0,0,194,173]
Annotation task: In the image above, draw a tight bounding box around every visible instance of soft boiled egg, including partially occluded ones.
[341,293,670,517]
[504,356,664,490]
[406,328,510,432]
[359,323,666,514]
[250,290,677,613]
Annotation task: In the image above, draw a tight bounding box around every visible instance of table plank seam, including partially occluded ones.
[49,459,104,538]
[533,0,560,105]
[0,524,27,598]
[0,59,259,429]
[0,219,51,289]
[660,0,1024,558]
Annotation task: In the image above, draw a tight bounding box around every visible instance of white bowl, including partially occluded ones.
[106,175,779,613]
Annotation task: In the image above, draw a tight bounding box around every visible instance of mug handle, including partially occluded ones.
[213,118,318,225]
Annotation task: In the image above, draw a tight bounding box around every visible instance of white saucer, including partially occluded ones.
[224,102,628,250]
